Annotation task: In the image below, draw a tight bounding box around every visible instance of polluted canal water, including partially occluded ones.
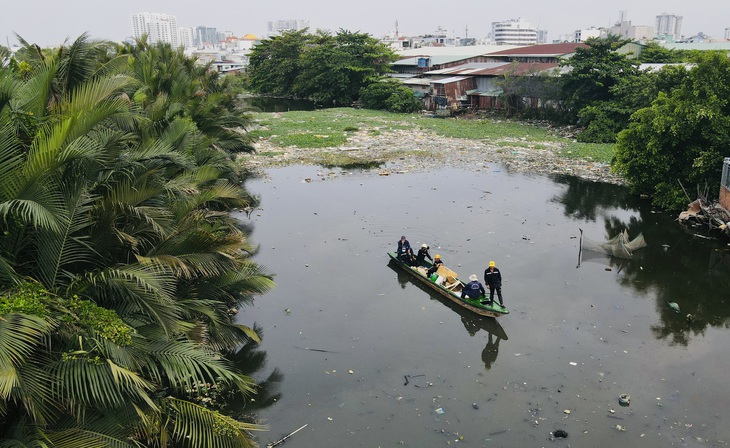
[239,164,730,447]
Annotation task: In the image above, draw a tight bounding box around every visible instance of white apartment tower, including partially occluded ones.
[656,13,683,41]
[178,27,195,48]
[131,12,179,47]
[267,19,310,35]
[492,18,537,45]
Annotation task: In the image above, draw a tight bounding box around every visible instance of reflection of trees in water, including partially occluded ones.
[553,175,730,346]
[223,325,283,421]
[551,175,635,221]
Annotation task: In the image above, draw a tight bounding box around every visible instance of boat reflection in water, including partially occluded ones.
[388,260,507,370]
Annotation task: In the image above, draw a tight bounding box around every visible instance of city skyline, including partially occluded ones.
[2,0,729,47]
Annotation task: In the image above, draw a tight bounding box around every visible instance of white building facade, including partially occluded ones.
[656,13,683,41]
[492,18,537,45]
[178,27,194,48]
[131,12,179,47]
[574,27,601,42]
[267,19,310,35]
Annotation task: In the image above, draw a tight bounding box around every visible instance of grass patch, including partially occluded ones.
[248,108,562,149]
[275,132,348,148]
[493,141,551,150]
[560,142,615,164]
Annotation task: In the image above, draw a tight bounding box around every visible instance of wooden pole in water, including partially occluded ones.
[577,228,583,268]
[267,424,308,448]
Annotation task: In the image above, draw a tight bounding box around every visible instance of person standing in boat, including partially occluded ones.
[415,243,433,266]
[484,261,504,306]
[461,274,486,299]
[426,254,443,277]
[397,236,413,264]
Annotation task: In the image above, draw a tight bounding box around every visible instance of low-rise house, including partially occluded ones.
[391,45,521,75]
[430,76,476,110]
[421,62,561,110]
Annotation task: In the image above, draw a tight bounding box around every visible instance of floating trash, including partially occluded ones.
[435,408,445,415]
[668,302,680,313]
[552,429,568,438]
[618,394,631,407]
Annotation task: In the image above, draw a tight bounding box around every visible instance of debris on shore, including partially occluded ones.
[678,198,730,238]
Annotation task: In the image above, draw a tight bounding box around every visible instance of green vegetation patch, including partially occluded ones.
[0,282,50,317]
[560,142,616,164]
[250,109,417,148]
[276,132,349,148]
[64,297,133,346]
[249,109,564,150]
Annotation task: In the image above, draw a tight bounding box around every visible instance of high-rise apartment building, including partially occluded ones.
[131,12,179,47]
[267,19,310,35]
[656,13,683,41]
[178,27,195,48]
[195,26,219,46]
[491,18,537,45]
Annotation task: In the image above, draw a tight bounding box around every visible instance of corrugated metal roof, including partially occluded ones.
[424,62,509,75]
[425,62,560,77]
[488,43,588,57]
[662,42,730,51]
[400,78,432,86]
[430,76,471,84]
[638,62,695,71]
[395,45,521,58]
[393,55,483,66]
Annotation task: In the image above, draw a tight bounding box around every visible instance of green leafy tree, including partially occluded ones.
[360,79,422,113]
[247,29,312,97]
[248,29,397,106]
[559,36,639,125]
[497,64,562,119]
[575,59,689,143]
[296,30,397,105]
[613,52,730,210]
[638,41,683,63]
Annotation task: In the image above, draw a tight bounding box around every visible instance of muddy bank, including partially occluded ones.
[242,126,624,184]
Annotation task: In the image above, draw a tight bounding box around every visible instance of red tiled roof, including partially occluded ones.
[488,43,588,56]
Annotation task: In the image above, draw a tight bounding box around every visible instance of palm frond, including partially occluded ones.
[160,397,263,448]
[0,314,52,400]
[143,339,256,395]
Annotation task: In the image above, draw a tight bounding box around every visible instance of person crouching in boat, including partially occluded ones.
[397,236,414,264]
[461,274,486,300]
[426,254,443,277]
[415,243,433,267]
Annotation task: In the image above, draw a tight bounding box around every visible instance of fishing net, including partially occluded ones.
[581,229,646,259]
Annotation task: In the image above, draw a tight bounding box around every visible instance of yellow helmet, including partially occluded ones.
[435,254,441,259]
[489,261,495,267]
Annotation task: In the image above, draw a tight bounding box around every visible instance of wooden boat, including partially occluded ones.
[387,261,509,340]
[387,252,509,318]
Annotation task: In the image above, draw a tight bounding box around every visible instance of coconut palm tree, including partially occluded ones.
[0,35,273,448]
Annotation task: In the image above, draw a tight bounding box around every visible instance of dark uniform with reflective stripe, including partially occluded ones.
[461,280,486,299]
[484,267,503,306]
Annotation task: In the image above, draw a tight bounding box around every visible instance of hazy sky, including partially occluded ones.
[2,0,728,47]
